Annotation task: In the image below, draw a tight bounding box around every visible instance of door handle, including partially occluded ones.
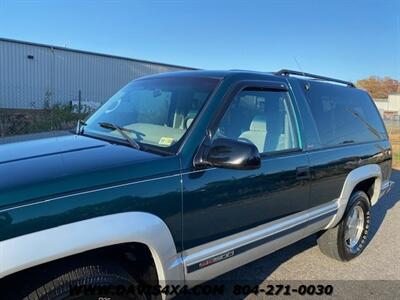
[296,166,311,180]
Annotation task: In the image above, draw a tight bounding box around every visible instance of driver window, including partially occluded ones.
[213,88,299,153]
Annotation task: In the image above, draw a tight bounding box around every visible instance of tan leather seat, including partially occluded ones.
[239,115,267,152]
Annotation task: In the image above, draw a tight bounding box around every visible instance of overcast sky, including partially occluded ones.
[0,0,399,81]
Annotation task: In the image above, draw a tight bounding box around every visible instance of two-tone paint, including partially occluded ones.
[0,70,393,291]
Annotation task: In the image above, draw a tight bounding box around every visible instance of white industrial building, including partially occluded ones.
[0,38,193,110]
[374,93,400,120]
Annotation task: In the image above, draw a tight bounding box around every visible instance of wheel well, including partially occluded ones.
[353,177,376,201]
[0,242,159,294]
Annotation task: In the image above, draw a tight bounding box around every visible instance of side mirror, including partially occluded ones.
[197,138,261,170]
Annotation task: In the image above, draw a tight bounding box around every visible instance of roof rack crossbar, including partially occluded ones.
[275,69,355,87]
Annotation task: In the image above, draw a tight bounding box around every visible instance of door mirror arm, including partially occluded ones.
[192,130,213,169]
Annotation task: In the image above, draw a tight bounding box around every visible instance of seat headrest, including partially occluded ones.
[250,115,267,131]
[185,110,197,129]
[185,118,194,128]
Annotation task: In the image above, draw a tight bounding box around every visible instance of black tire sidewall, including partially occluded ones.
[22,262,148,300]
[338,191,371,261]
[63,275,144,300]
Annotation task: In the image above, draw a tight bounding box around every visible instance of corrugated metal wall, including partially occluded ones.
[0,39,190,109]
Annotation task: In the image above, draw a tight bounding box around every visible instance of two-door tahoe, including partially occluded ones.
[0,69,394,299]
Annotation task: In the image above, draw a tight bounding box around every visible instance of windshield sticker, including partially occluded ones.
[159,137,174,146]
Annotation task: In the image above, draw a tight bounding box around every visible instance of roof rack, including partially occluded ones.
[275,69,355,87]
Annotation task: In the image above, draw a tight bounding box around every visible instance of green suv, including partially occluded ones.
[0,70,393,299]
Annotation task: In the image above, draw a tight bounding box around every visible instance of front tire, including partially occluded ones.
[317,191,371,261]
[22,263,147,300]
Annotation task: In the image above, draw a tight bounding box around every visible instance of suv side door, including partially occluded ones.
[182,81,311,276]
[293,79,390,210]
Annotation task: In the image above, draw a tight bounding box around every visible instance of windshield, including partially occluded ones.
[84,76,220,151]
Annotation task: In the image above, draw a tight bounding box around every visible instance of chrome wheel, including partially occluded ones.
[344,205,365,249]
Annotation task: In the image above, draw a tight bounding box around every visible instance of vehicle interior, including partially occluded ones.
[214,89,298,153]
[104,86,211,147]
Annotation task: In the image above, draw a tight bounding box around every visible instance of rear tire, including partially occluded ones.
[22,263,147,300]
[317,191,371,261]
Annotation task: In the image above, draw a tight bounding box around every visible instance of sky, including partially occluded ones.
[0,0,399,82]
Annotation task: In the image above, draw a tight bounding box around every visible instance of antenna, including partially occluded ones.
[293,56,305,76]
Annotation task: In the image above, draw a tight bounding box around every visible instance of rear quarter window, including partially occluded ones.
[302,81,387,147]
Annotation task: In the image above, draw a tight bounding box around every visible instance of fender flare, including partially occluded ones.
[325,164,382,229]
[0,212,184,286]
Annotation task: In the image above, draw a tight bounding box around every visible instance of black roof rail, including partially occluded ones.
[275,69,355,87]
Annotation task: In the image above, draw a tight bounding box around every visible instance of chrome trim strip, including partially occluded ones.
[0,172,182,213]
[186,208,336,273]
[183,200,338,274]
[304,140,389,154]
[0,168,217,213]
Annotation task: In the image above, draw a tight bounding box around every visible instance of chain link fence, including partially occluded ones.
[0,103,92,138]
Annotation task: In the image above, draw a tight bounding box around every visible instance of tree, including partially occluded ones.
[356,76,400,99]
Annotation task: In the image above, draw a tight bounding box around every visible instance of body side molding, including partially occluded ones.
[182,200,337,284]
[0,212,184,287]
[325,164,382,229]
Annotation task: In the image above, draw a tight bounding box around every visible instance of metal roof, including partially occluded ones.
[0,37,197,70]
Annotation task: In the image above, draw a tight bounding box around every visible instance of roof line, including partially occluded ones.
[275,69,355,87]
[0,37,197,70]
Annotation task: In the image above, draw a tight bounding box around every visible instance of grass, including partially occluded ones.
[393,152,400,169]
[394,152,400,160]
[388,128,400,169]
